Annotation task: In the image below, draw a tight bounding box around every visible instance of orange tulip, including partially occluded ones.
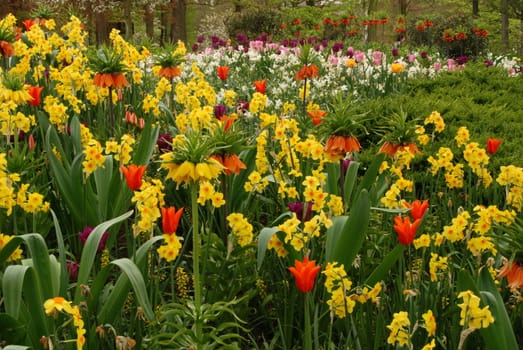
[120,164,147,191]
[161,206,184,234]
[498,261,523,290]
[253,79,267,94]
[486,138,502,155]
[393,215,421,245]
[288,257,321,293]
[404,199,429,220]
[217,65,229,81]
[307,109,327,126]
[28,85,43,106]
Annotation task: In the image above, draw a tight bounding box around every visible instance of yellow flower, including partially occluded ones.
[386,311,411,347]
[422,309,437,336]
[44,296,75,316]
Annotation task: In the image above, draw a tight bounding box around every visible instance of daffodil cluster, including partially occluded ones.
[157,233,182,262]
[131,179,165,236]
[44,296,86,350]
[463,142,492,187]
[322,262,356,318]
[226,212,254,247]
[429,252,448,282]
[496,165,523,211]
[197,180,225,208]
[441,209,471,243]
[457,290,495,329]
[105,134,135,165]
[386,311,411,347]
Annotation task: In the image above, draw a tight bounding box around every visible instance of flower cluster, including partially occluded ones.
[44,297,86,350]
[226,212,254,247]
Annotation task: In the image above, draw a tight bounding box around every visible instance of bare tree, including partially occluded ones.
[472,0,479,16]
[501,0,509,51]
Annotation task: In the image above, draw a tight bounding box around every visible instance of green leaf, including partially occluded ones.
[325,216,348,262]
[329,189,371,270]
[95,235,163,325]
[0,313,26,345]
[133,122,160,165]
[477,268,518,350]
[2,265,50,347]
[343,160,360,209]
[257,227,279,270]
[325,162,340,196]
[74,210,134,303]
[353,153,386,205]
[365,245,405,286]
[109,258,155,320]
[50,209,71,296]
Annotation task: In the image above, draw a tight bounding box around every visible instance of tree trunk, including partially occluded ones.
[501,0,509,52]
[123,0,133,40]
[472,0,479,17]
[172,0,187,43]
[95,10,110,45]
[143,3,154,39]
[398,0,408,16]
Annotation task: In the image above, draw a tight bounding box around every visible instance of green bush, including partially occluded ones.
[225,6,284,42]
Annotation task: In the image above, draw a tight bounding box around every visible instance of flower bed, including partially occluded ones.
[0,13,522,349]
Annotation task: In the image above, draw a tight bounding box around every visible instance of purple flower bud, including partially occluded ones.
[78,226,109,253]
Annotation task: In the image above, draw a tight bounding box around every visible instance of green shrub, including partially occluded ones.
[225,6,283,41]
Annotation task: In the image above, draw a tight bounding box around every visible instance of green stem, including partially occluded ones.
[304,293,312,350]
[190,182,203,347]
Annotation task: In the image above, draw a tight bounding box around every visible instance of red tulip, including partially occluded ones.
[161,206,184,234]
[253,79,266,94]
[486,138,502,155]
[288,257,321,293]
[28,86,43,106]
[120,164,147,191]
[404,199,429,220]
[393,215,421,245]
[216,66,229,81]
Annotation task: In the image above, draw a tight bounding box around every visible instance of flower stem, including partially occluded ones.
[304,293,312,350]
[190,182,203,346]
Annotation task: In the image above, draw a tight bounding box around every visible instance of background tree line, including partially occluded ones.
[0,0,522,53]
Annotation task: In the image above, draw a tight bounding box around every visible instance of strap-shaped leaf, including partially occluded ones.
[3,265,49,347]
[329,189,371,270]
[343,160,360,210]
[74,210,133,302]
[365,244,405,286]
[132,122,160,165]
[257,227,279,270]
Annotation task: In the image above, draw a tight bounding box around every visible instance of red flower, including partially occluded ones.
[307,109,326,125]
[22,19,35,31]
[498,261,523,290]
[217,65,229,81]
[393,215,421,245]
[288,257,321,293]
[161,206,184,234]
[28,85,43,106]
[486,138,502,155]
[0,41,14,57]
[404,199,429,220]
[253,79,266,94]
[120,164,147,191]
[210,154,246,175]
